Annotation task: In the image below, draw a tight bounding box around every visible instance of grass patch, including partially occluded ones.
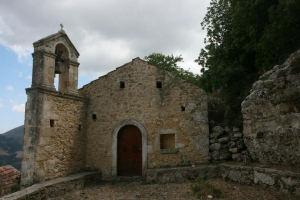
[190,179,222,199]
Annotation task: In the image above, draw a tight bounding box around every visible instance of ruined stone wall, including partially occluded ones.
[21,88,88,186]
[79,58,209,177]
[209,126,251,163]
[242,49,300,165]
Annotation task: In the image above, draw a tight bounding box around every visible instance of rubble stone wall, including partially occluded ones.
[208,126,251,163]
[2,172,101,200]
[79,58,209,177]
[21,88,88,186]
[242,49,300,165]
[220,163,300,194]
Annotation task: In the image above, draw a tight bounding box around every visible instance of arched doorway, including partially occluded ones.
[112,119,147,176]
[117,125,142,176]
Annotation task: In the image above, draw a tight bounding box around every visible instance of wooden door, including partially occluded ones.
[117,125,142,176]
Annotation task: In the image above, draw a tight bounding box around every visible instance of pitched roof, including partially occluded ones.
[0,165,20,197]
[33,30,80,58]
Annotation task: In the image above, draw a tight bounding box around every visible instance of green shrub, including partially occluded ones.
[190,179,222,198]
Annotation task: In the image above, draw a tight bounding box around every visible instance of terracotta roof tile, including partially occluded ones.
[0,165,21,197]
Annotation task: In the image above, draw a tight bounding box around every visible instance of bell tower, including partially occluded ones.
[21,26,87,187]
[31,25,80,94]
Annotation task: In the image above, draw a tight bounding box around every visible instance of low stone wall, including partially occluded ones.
[145,163,300,194]
[220,163,300,194]
[209,126,251,162]
[2,164,300,198]
[145,165,219,183]
[0,171,101,200]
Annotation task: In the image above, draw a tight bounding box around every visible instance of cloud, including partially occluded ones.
[6,86,13,91]
[0,0,210,77]
[12,103,25,112]
[25,75,32,80]
[0,103,3,108]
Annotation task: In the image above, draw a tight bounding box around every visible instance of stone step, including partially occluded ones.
[109,176,146,183]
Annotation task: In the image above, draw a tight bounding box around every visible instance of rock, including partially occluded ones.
[232,127,240,132]
[225,127,231,133]
[234,133,243,138]
[254,171,275,186]
[241,150,249,155]
[228,170,241,182]
[211,151,220,160]
[228,141,236,148]
[242,49,300,165]
[210,126,225,139]
[242,155,252,163]
[236,140,245,150]
[219,150,231,160]
[186,103,197,111]
[210,143,221,151]
[210,139,217,144]
[232,153,243,161]
[229,148,238,153]
[218,137,229,143]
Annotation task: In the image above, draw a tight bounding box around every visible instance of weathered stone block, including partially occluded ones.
[234,133,243,138]
[218,137,229,143]
[228,170,242,182]
[210,143,221,151]
[254,171,275,186]
[229,148,238,153]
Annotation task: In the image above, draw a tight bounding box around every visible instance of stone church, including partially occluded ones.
[21,29,209,187]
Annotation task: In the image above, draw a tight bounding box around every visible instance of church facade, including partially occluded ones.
[21,30,209,187]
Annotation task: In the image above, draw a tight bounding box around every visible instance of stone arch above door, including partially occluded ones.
[112,119,148,176]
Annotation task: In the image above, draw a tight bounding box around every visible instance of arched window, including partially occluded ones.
[54,43,69,92]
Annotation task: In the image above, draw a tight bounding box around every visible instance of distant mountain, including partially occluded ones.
[0,125,24,170]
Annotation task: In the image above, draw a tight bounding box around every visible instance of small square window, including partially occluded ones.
[120,81,125,88]
[156,81,162,88]
[78,124,82,131]
[160,134,175,149]
[181,106,185,111]
[50,119,55,127]
[92,114,97,121]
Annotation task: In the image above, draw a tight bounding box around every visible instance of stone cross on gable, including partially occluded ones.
[60,23,64,31]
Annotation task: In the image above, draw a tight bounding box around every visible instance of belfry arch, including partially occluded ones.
[54,43,70,93]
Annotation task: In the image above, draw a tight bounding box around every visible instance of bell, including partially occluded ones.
[55,62,62,74]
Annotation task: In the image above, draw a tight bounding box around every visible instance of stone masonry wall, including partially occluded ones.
[21,88,88,186]
[79,58,209,177]
[242,49,300,165]
[209,126,251,163]
[2,172,101,200]
[220,163,300,194]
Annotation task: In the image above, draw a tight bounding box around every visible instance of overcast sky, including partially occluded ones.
[0,0,211,133]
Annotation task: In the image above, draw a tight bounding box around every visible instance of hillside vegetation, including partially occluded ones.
[196,0,300,127]
[147,0,300,128]
[0,125,24,170]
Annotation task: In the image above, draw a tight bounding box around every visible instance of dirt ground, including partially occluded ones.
[57,179,300,200]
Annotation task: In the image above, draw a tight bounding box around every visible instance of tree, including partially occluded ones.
[144,53,200,85]
[196,0,300,127]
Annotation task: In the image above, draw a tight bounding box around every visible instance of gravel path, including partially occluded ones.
[57,179,300,200]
